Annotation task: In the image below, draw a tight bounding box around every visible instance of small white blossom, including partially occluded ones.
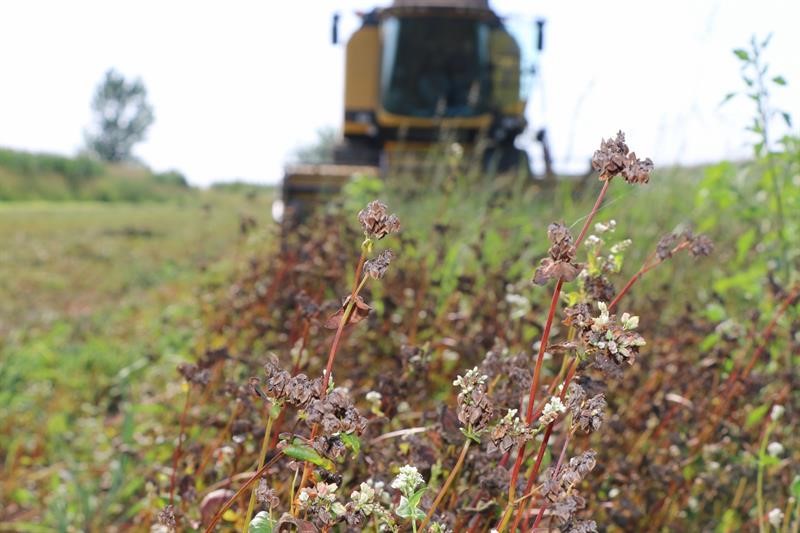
[768,507,784,527]
[505,293,531,320]
[453,367,488,388]
[594,302,610,328]
[767,441,784,457]
[540,396,567,425]
[316,482,338,502]
[594,220,616,233]
[351,482,375,505]
[770,404,785,421]
[366,391,382,402]
[620,312,640,330]
[586,234,603,246]
[391,465,424,495]
[610,239,632,254]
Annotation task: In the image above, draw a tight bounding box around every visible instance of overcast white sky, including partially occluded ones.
[0,1,798,185]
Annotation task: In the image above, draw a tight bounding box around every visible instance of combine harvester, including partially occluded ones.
[278,0,547,221]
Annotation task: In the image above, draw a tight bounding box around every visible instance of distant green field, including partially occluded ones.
[0,192,277,529]
[0,195,273,333]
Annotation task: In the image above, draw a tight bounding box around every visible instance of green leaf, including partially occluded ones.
[735,228,756,263]
[745,404,770,430]
[460,426,481,443]
[704,303,727,323]
[733,49,749,61]
[339,432,361,458]
[248,511,275,533]
[716,508,741,533]
[283,440,335,471]
[408,486,427,508]
[759,455,779,467]
[772,75,787,86]
[790,475,800,499]
[699,332,721,353]
[396,495,426,521]
[781,112,792,127]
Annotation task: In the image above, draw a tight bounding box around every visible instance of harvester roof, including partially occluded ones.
[391,0,490,8]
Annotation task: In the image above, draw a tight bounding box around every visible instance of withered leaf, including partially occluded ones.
[323,295,372,329]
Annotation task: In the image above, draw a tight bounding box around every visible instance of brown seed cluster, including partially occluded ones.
[568,383,607,434]
[177,363,211,386]
[158,504,176,529]
[488,409,535,454]
[657,228,715,260]
[591,131,654,184]
[541,450,598,503]
[578,304,646,376]
[358,200,401,240]
[364,249,395,280]
[453,368,494,433]
[305,388,368,435]
[259,357,323,408]
[256,478,280,507]
[534,223,584,285]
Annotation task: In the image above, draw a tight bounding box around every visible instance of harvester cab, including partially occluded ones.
[279,0,544,222]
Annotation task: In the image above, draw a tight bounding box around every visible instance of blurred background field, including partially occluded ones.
[0,1,798,532]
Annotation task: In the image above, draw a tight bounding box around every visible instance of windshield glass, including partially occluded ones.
[381,16,491,118]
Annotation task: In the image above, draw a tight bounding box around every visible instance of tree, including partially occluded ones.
[292,127,338,164]
[85,69,154,162]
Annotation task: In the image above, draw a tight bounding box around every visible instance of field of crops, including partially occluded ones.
[1,126,797,533]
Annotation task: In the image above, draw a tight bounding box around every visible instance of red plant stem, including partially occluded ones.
[512,360,576,530]
[505,277,563,518]
[530,433,573,530]
[609,241,692,311]
[741,283,799,379]
[169,386,192,506]
[298,253,368,496]
[509,425,554,532]
[699,283,800,449]
[321,253,366,397]
[574,179,611,247]
[500,180,612,532]
[204,452,283,532]
[526,278,565,423]
[197,400,243,475]
[609,262,650,311]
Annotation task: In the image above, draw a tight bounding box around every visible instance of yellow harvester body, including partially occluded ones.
[282,0,537,219]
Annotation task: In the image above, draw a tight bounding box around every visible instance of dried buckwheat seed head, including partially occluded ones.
[591,131,653,183]
[364,249,395,279]
[358,200,401,240]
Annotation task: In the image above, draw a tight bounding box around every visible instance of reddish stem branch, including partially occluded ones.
[204,452,283,532]
[169,386,192,506]
[530,433,573,530]
[575,180,611,247]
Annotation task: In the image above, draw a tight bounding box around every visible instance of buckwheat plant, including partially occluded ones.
[391,465,427,533]
[420,367,494,530]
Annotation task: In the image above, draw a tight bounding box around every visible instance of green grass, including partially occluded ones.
[0,190,275,528]
[0,146,190,202]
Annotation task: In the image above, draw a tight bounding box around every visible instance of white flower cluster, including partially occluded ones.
[594,220,617,233]
[297,482,346,517]
[391,464,424,494]
[452,367,488,394]
[620,312,640,330]
[610,238,632,254]
[768,507,784,527]
[540,396,567,426]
